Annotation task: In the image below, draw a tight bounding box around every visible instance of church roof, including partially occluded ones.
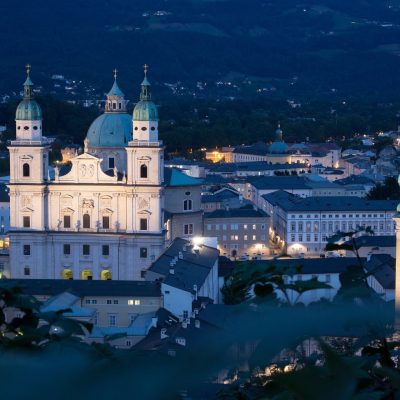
[86,112,131,147]
[164,168,203,187]
[16,99,42,121]
[107,80,125,97]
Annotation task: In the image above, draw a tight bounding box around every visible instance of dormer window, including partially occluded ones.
[108,157,115,169]
[112,102,116,110]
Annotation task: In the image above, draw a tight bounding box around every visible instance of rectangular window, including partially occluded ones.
[107,300,112,305]
[23,244,31,256]
[83,244,90,255]
[63,215,71,228]
[114,300,118,304]
[184,224,193,235]
[63,244,71,255]
[23,216,30,228]
[108,157,115,169]
[252,224,256,230]
[128,299,141,306]
[140,218,148,231]
[102,216,110,229]
[108,314,117,327]
[140,247,148,258]
[102,245,109,256]
[24,267,30,276]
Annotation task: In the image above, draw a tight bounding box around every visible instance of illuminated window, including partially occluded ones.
[128,299,141,306]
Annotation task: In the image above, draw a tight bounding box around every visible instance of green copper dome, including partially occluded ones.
[16,66,42,121]
[269,124,288,154]
[16,99,42,121]
[269,141,288,154]
[86,113,132,147]
[133,75,159,122]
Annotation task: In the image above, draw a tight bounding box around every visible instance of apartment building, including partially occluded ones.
[263,190,397,256]
[203,205,270,259]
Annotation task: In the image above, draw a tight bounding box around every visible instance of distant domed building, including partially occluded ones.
[265,124,291,163]
[8,66,169,281]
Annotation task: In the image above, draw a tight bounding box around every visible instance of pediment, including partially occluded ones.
[138,209,152,215]
[71,153,101,162]
[57,151,116,183]
[20,206,34,213]
[61,207,75,214]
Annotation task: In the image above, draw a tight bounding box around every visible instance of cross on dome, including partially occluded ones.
[26,64,31,77]
[113,68,118,80]
[143,64,149,77]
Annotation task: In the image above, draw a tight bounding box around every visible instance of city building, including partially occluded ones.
[146,237,220,319]
[164,168,203,241]
[263,190,397,256]
[203,205,270,259]
[8,67,165,280]
[201,187,249,212]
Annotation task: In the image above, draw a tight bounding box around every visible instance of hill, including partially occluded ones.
[1,0,400,99]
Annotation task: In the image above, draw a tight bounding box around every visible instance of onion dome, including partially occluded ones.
[15,65,42,121]
[133,65,158,122]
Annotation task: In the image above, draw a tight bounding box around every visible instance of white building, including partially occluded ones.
[8,67,166,280]
[263,190,397,256]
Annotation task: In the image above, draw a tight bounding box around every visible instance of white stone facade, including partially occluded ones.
[8,71,166,280]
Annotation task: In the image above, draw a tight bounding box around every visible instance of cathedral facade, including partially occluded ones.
[8,67,166,280]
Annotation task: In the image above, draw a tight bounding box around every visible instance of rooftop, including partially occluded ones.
[148,238,219,293]
[204,205,269,219]
[263,190,397,212]
[164,168,203,187]
[8,279,161,298]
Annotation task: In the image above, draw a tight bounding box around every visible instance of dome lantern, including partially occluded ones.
[105,69,127,113]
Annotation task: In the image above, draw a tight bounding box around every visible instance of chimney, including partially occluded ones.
[193,284,198,300]
[161,328,168,340]
[195,320,200,329]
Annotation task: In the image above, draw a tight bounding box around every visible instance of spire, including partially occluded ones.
[275,122,283,141]
[23,64,34,99]
[107,68,125,97]
[140,64,151,101]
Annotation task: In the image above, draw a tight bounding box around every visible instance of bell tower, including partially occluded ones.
[8,65,50,232]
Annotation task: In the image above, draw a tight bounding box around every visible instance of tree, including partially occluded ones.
[367,177,400,200]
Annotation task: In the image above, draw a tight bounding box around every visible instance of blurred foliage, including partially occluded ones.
[367,177,400,201]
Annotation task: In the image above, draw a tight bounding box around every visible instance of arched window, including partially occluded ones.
[183,199,193,211]
[22,163,30,177]
[83,213,90,229]
[140,164,148,178]
[101,270,112,280]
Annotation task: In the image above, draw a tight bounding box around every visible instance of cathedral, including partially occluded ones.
[8,66,168,280]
